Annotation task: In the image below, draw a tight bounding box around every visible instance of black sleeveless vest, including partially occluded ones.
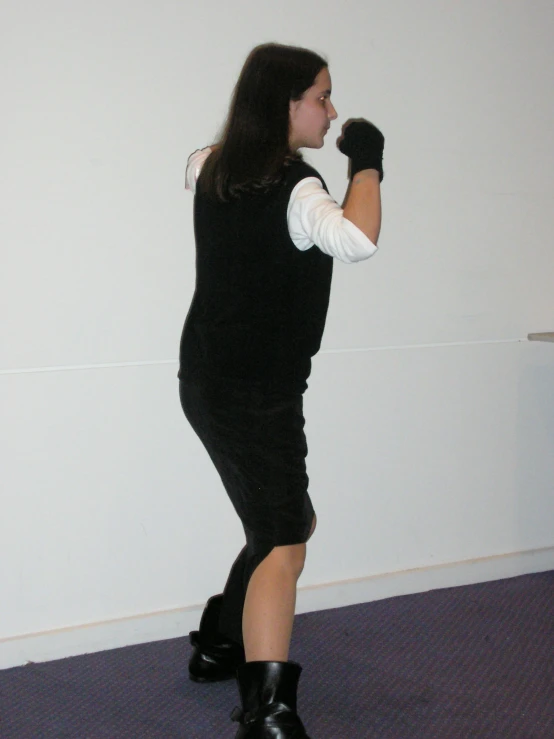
[178,160,333,393]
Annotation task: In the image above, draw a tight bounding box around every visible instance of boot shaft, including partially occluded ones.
[232,661,310,737]
[189,594,245,683]
[198,594,224,635]
[237,661,302,715]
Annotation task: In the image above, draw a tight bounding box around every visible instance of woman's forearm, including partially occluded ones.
[342,169,382,245]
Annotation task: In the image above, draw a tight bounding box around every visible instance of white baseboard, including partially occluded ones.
[1,546,553,671]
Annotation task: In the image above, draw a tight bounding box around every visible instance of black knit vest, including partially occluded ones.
[178,160,334,393]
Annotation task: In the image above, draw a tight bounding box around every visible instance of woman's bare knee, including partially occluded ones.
[266,542,306,579]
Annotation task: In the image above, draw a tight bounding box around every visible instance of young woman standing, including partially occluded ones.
[179,43,384,738]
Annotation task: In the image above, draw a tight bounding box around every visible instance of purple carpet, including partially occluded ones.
[1,571,553,738]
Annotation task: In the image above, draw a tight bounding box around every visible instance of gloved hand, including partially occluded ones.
[337,119,385,181]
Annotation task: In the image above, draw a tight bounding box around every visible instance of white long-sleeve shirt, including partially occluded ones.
[185,148,378,264]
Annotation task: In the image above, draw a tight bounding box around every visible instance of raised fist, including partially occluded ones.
[337,119,385,181]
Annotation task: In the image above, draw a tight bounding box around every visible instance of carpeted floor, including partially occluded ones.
[1,571,553,738]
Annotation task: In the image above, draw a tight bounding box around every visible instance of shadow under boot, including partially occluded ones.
[231,661,311,738]
[188,594,245,682]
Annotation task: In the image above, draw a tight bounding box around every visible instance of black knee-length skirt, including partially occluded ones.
[179,378,315,552]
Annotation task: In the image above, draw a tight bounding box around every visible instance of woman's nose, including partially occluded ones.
[328,102,338,120]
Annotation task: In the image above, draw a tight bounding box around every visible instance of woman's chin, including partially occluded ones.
[298,135,325,150]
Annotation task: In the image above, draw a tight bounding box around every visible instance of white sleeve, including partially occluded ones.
[287,177,378,264]
[185,147,212,193]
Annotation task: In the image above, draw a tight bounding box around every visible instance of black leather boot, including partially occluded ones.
[188,594,245,683]
[231,661,311,738]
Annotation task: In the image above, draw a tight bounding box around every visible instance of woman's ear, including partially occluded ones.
[289,99,300,121]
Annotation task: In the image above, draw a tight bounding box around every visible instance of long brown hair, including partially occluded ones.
[198,43,327,201]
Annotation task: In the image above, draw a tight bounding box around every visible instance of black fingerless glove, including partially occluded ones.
[338,120,385,181]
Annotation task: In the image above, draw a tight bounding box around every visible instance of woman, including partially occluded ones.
[179,42,384,738]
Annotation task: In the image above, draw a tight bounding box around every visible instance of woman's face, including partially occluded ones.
[289,67,338,150]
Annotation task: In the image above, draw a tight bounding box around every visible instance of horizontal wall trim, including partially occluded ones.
[0,359,177,376]
[1,545,552,671]
[0,337,530,376]
[322,338,526,353]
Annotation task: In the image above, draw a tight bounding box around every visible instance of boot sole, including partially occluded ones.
[188,669,237,683]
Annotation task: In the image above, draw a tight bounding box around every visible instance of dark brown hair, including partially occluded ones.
[198,43,327,201]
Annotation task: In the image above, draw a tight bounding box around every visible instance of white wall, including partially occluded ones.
[1,0,553,669]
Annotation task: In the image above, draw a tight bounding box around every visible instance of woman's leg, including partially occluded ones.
[242,515,317,662]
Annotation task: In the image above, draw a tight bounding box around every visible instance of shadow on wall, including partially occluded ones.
[515,353,554,553]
